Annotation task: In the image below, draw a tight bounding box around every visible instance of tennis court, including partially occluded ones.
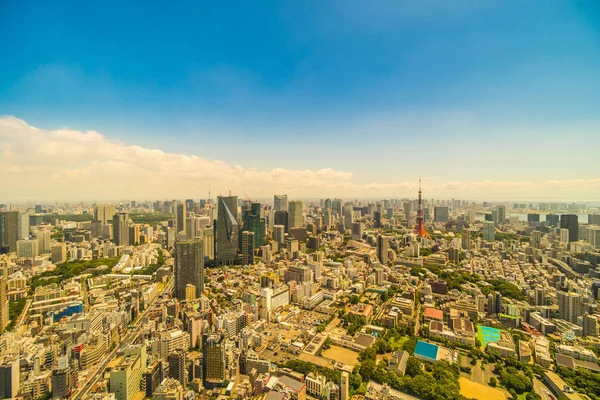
[478,326,501,346]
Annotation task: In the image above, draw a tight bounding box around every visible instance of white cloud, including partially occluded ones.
[0,116,598,202]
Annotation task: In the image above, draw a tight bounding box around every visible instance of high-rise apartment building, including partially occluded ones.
[0,211,19,254]
[558,291,583,324]
[174,239,204,299]
[274,194,288,212]
[583,314,599,337]
[560,214,579,243]
[0,275,8,334]
[216,195,238,264]
[288,200,303,229]
[340,371,349,400]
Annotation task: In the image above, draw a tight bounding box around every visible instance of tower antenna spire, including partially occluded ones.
[414,178,429,238]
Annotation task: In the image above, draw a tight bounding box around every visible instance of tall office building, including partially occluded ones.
[433,207,449,223]
[403,200,412,221]
[17,211,29,240]
[558,291,583,324]
[546,213,559,227]
[288,200,303,229]
[482,221,495,241]
[0,211,19,254]
[273,225,285,244]
[174,239,204,299]
[94,204,116,225]
[216,195,238,264]
[176,202,186,235]
[241,231,255,265]
[113,212,130,246]
[167,352,187,386]
[461,230,471,250]
[202,334,227,387]
[589,213,600,226]
[242,202,265,248]
[560,214,579,243]
[185,199,195,214]
[274,210,289,233]
[343,204,353,230]
[0,357,20,399]
[17,239,39,258]
[340,371,349,400]
[377,235,389,265]
[531,231,542,247]
[331,199,342,216]
[495,205,506,225]
[0,276,7,334]
[373,211,382,229]
[274,194,288,212]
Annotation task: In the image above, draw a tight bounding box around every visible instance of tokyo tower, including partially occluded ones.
[413,178,429,238]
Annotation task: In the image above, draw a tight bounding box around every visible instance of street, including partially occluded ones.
[72,277,173,399]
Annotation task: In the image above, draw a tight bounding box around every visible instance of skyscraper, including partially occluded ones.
[203,334,226,387]
[274,194,288,212]
[377,235,389,265]
[242,202,264,248]
[216,195,238,264]
[288,200,303,229]
[433,206,449,223]
[241,231,255,265]
[495,205,506,225]
[176,201,186,235]
[482,221,495,241]
[174,238,204,299]
[274,210,289,233]
[343,204,353,230]
[0,211,19,254]
[0,357,20,399]
[94,204,116,225]
[113,212,130,246]
[461,230,471,250]
[560,214,579,243]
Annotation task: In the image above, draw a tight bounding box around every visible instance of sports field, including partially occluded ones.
[322,345,360,366]
[478,325,501,346]
[460,377,506,400]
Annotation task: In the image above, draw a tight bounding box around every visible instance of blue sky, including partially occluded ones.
[1,1,600,200]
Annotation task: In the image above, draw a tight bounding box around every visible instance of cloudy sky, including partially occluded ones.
[1,1,599,202]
